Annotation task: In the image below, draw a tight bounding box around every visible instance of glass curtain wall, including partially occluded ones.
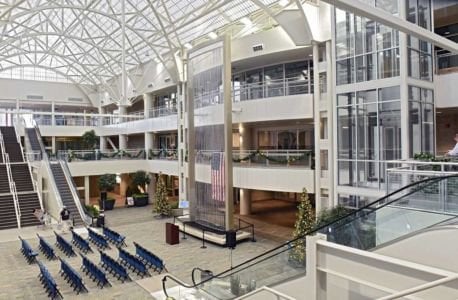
[409,86,434,156]
[335,3,400,85]
[406,0,433,81]
[337,86,401,188]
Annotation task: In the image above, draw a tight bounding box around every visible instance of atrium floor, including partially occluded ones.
[0,205,278,299]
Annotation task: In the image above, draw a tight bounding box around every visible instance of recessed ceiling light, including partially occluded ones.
[184,43,193,50]
[279,0,289,7]
[444,31,450,35]
[240,17,252,26]
[208,32,218,40]
[153,57,160,63]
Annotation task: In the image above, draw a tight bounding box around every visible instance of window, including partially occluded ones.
[408,86,435,156]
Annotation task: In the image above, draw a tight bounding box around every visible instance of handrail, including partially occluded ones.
[376,274,458,300]
[12,121,25,162]
[4,153,21,228]
[235,286,297,300]
[59,159,91,225]
[162,175,458,297]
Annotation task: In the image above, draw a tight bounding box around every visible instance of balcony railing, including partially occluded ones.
[148,148,178,160]
[436,52,458,73]
[57,149,146,162]
[195,149,314,168]
[31,113,144,127]
[148,106,178,118]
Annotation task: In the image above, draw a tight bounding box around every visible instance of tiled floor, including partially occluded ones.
[0,205,279,299]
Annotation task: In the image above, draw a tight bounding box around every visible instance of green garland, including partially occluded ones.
[68,149,145,161]
[148,149,177,160]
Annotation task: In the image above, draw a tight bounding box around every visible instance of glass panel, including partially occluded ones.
[338,160,356,186]
[378,48,399,78]
[335,9,354,59]
[264,64,284,97]
[409,101,421,156]
[337,92,355,106]
[338,106,356,159]
[337,58,354,85]
[422,103,434,154]
[379,101,401,160]
[376,0,398,14]
[379,86,400,102]
[356,103,377,160]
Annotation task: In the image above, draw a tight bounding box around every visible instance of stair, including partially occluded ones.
[0,194,18,230]
[17,192,42,227]
[26,128,42,153]
[50,163,84,226]
[11,164,34,192]
[0,165,10,194]
[0,126,23,162]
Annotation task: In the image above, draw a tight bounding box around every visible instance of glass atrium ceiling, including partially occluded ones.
[0,0,290,85]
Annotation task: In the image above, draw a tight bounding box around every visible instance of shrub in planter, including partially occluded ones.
[98,174,116,211]
[133,193,149,207]
[85,205,100,218]
[104,198,116,210]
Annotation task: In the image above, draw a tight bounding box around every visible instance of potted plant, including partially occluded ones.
[170,201,184,217]
[153,173,171,217]
[98,174,116,210]
[131,170,150,207]
[82,130,99,160]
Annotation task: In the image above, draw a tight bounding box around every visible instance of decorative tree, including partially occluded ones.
[289,188,315,265]
[131,170,151,194]
[154,173,171,216]
[82,130,98,149]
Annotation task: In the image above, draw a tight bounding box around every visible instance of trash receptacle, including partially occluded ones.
[165,223,179,245]
[96,214,105,227]
[201,270,213,282]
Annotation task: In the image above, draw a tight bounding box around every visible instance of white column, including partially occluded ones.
[119,134,127,150]
[118,106,128,150]
[51,102,55,126]
[313,41,322,213]
[51,136,56,154]
[145,132,154,158]
[144,93,153,119]
[325,40,334,209]
[100,136,107,152]
[239,189,251,215]
[84,176,90,205]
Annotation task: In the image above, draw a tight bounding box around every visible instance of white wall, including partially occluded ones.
[39,125,96,137]
[435,72,458,108]
[0,78,93,105]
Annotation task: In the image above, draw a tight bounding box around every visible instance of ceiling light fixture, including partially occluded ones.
[208,32,218,40]
[153,57,161,63]
[240,17,252,26]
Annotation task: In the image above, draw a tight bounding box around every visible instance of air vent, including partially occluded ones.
[147,83,153,88]
[252,44,264,52]
[26,95,43,100]
[164,77,171,83]
[132,89,137,93]
[68,97,83,102]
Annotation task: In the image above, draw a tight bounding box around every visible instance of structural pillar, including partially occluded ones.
[119,134,127,150]
[312,41,322,213]
[325,39,334,209]
[144,93,154,119]
[239,189,252,215]
[51,136,56,154]
[145,132,154,158]
[84,176,90,205]
[147,173,156,204]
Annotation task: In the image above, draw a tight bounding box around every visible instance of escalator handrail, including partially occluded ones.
[162,174,458,295]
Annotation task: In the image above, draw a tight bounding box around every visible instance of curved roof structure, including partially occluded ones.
[0,0,293,85]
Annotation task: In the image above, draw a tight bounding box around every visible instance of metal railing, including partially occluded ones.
[57,148,146,162]
[148,105,178,118]
[195,149,313,168]
[436,52,458,72]
[236,286,297,300]
[12,121,25,162]
[4,153,21,228]
[59,160,91,225]
[149,148,178,160]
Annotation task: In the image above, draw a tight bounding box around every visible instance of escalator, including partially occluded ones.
[162,175,458,299]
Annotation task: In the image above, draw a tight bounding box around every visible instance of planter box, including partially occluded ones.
[99,198,115,211]
[134,195,149,207]
[171,208,184,217]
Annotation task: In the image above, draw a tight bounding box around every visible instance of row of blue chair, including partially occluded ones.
[19,236,38,264]
[54,231,76,257]
[80,254,111,288]
[38,260,63,299]
[88,229,110,250]
[134,242,167,273]
[118,247,149,278]
[37,234,57,260]
[99,251,130,283]
[102,226,127,247]
[71,230,92,253]
[59,258,88,294]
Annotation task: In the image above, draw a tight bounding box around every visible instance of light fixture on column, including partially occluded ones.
[184,43,193,50]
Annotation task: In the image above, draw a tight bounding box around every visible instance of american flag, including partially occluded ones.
[211,152,225,202]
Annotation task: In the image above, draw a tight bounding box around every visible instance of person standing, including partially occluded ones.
[60,206,71,232]
[447,134,458,156]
